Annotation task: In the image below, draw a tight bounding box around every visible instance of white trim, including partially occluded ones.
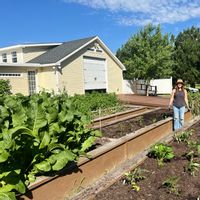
[0,36,126,71]
[56,36,126,71]
[0,43,62,51]
[0,63,56,67]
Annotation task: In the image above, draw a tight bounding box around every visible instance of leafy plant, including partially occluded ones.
[148,143,175,166]
[0,92,102,199]
[137,116,144,127]
[174,130,193,144]
[188,92,200,116]
[162,176,180,195]
[0,79,12,95]
[185,158,200,176]
[123,168,148,192]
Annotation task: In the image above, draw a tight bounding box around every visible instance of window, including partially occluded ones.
[28,71,36,95]
[11,51,17,63]
[2,53,7,63]
[0,73,21,77]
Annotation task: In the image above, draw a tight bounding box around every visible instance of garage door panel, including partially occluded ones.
[83,57,107,91]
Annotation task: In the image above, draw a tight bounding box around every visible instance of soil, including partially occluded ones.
[99,109,173,139]
[94,121,200,200]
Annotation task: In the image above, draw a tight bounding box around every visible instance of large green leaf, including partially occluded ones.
[39,131,50,149]
[32,105,47,136]
[34,160,51,172]
[81,136,96,152]
[0,150,9,163]
[50,150,75,171]
[0,192,16,200]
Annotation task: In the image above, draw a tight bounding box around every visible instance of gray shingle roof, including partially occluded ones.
[28,36,96,64]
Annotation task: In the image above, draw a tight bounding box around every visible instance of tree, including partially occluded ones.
[173,26,200,87]
[116,24,174,82]
[0,79,12,94]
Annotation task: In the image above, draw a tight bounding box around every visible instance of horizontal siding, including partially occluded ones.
[0,67,29,95]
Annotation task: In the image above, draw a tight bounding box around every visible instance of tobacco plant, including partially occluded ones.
[0,92,102,199]
[148,143,175,166]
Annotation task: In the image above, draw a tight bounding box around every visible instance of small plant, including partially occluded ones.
[174,130,193,144]
[148,143,175,166]
[185,158,200,176]
[152,117,157,123]
[123,168,148,191]
[137,116,144,126]
[162,176,180,195]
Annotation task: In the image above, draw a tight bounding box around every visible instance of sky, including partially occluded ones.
[1,0,200,53]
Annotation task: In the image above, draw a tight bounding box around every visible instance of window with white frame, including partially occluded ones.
[2,53,7,63]
[28,71,36,95]
[0,73,22,77]
[11,51,17,63]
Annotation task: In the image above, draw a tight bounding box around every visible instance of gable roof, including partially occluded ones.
[28,36,96,64]
[27,36,126,70]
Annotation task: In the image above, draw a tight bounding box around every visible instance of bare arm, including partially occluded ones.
[169,89,175,108]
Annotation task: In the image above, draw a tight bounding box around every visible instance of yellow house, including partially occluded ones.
[0,36,125,96]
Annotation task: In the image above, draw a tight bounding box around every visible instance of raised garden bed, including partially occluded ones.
[99,109,173,138]
[19,111,192,200]
[95,119,200,200]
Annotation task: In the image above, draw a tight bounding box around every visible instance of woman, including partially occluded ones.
[169,79,190,130]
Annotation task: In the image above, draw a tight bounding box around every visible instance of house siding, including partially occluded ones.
[23,47,54,63]
[37,67,57,92]
[0,48,24,63]
[59,42,123,95]
[0,67,29,94]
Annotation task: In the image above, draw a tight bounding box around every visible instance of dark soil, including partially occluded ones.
[100,109,173,138]
[95,121,200,200]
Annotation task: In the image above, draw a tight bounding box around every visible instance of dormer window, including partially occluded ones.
[2,53,7,63]
[11,51,17,63]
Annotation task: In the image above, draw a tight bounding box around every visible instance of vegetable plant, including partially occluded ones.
[0,92,102,199]
[148,143,175,166]
[162,176,180,195]
[174,130,193,144]
[123,168,148,191]
[185,158,200,176]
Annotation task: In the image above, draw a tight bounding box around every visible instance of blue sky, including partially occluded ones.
[1,0,200,53]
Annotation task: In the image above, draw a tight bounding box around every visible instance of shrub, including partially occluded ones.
[188,92,200,116]
[0,79,11,95]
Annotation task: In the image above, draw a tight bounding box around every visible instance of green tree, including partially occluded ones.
[116,24,174,82]
[173,26,200,87]
[0,79,12,94]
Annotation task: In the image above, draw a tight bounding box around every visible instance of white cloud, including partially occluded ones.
[63,0,200,26]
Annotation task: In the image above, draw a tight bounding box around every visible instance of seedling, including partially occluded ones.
[137,116,144,127]
[162,176,180,195]
[123,168,148,191]
[151,117,157,124]
[174,130,193,144]
[185,158,200,176]
[148,143,175,166]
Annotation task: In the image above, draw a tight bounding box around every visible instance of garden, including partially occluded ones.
[0,88,199,200]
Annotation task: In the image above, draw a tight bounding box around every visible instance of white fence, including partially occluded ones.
[123,77,172,95]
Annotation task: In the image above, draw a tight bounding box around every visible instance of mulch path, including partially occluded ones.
[95,121,200,200]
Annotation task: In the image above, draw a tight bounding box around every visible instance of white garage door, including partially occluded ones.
[83,57,107,91]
